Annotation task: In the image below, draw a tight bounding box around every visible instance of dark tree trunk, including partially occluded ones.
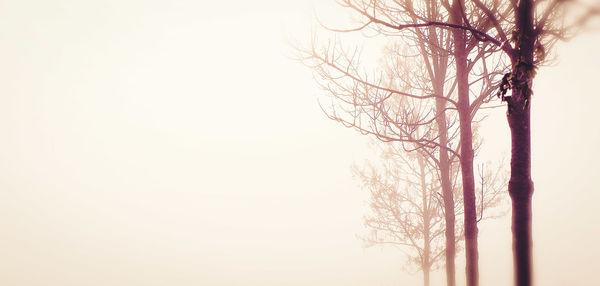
[508,108,533,286]
[450,1,479,285]
[508,0,535,285]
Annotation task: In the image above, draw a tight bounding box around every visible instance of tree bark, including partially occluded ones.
[450,1,479,285]
[508,108,533,286]
[508,0,535,285]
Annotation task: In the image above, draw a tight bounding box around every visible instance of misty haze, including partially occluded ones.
[1,1,599,286]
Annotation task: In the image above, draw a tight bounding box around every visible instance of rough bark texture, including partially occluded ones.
[450,1,479,285]
[508,0,535,285]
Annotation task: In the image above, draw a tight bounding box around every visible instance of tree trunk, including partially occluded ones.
[451,1,479,285]
[508,0,535,285]
[424,265,431,286]
[508,108,533,286]
[419,156,432,286]
[418,20,456,286]
[456,60,479,286]
[435,86,456,286]
[411,6,456,284]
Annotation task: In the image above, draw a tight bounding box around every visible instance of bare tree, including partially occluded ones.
[355,145,453,286]
[297,1,598,285]
[456,1,598,285]
[354,139,507,286]
[296,1,507,285]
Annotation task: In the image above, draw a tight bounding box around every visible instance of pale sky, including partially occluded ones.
[0,1,599,285]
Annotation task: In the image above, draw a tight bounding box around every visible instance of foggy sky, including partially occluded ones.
[0,1,599,285]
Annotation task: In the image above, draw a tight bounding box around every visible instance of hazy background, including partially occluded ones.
[0,0,599,285]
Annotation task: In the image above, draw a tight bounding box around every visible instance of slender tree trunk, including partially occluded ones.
[416,17,456,286]
[508,0,535,285]
[434,86,456,286]
[450,1,479,285]
[423,238,431,286]
[424,265,431,286]
[456,57,479,286]
[412,11,456,283]
[419,156,432,286]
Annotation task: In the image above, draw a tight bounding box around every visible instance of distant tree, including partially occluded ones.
[355,146,452,286]
[296,1,507,285]
[353,140,506,286]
